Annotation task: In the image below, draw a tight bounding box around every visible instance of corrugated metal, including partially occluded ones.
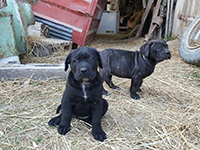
[172,0,200,38]
[35,16,73,41]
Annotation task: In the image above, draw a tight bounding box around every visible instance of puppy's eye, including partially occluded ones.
[73,59,78,63]
[88,56,93,61]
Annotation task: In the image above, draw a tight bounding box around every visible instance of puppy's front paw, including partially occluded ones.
[131,93,141,100]
[111,85,121,90]
[137,88,142,92]
[92,129,106,142]
[114,86,121,90]
[48,115,61,126]
[58,125,70,135]
[102,90,110,96]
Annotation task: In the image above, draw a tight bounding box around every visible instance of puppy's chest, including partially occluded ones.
[82,84,88,100]
[81,83,91,102]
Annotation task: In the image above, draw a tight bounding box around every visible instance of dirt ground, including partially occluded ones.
[1,35,200,150]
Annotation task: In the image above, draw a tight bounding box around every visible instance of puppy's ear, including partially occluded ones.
[64,52,72,71]
[140,42,151,57]
[93,48,103,68]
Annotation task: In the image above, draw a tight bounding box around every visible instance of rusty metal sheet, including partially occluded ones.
[32,0,106,46]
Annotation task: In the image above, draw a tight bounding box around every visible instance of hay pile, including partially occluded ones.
[1,37,200,149]
[20,35,69,64]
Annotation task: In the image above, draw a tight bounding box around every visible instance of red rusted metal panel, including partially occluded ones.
[32,0,106,46]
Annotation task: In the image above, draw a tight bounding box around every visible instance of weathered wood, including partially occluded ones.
[39,39,73,51]
[144,0,162,41]
[41,24,49,37]
[168,0,174,37]
[27,35,72,57]
[165,0,171,40]
[0,64,68,80]
[31,43,53,57]
[128,24,140,38]
[142,0,147,9]
[28,22,49,38]
[134,0,154,39]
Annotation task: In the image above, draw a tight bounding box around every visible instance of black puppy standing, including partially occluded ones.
[100,40,171,99]
[48,47,108,141]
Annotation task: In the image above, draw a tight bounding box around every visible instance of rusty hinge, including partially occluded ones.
[178,14,186,21]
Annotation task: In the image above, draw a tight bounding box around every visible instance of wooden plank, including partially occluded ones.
[0,64,69,80]
[27,36,72,57]
[134,0,154,39]
[28,22,49,37]
[39,39,72,51]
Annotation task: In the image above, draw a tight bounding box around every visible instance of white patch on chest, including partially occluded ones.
[82,84,88,100]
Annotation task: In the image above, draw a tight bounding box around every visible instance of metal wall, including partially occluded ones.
[172,0,200,38]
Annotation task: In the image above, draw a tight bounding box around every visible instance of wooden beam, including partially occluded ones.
[134,0,154,39]
[0,64,69,80]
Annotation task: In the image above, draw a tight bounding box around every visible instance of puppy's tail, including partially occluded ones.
[56,104,61,114]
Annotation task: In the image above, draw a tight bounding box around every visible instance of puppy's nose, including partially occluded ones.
[166,51,171,59]
[80,67,87,73]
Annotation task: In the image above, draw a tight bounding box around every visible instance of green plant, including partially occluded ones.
[191,67,200,79]
[34,137,42,142]
[167,35,175,41]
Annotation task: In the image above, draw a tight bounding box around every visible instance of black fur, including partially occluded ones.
[48,47,108,141]
[100,40,171,99]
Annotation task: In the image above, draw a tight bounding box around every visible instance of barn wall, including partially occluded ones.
[172,0,200,38]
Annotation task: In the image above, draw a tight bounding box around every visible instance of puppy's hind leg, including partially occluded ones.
[105,75,121,90]
[130,78,143,100]
[82,99,108,125]
[102,87,110,96]
[82,117,92,125]
[137,88,142,92]
[48,114,61,126]
[56,104,61,114]
[102,98,108,117]
[100,71,111,96]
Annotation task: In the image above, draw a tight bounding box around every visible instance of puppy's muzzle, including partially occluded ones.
[80,67,87,73]
[166,51,171,59]
[76,66,96,81]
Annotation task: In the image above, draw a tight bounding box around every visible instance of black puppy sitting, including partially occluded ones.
[48,47,108,142]
[100,40,171,99]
